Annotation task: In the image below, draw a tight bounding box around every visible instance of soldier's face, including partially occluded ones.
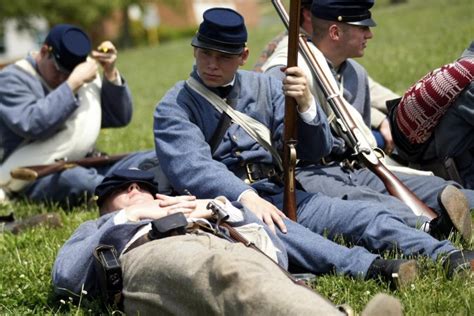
[36,45,70,88]
[194,47,249,87]
[106,183,155,210]
[340,24,373,58]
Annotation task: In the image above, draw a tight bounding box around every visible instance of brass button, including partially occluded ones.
[244,178,251,184]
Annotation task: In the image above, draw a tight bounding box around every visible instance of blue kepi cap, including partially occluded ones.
[94,169,158,207]
[311,0,377,27]
[191,8,247,55]
[45,24,91,72]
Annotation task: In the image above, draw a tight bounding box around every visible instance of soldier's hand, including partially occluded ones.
[283,66,314,113]
[156,194,214,219]
[239,190,287,234]
[91,41,118,82]
[66,59,98,93]
[379,118,394,154]
[155,193,196,206]
[125,199,198,221]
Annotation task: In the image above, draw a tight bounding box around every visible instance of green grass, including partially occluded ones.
[1,0,473,314]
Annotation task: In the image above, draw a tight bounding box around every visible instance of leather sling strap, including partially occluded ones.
[14,59,53,91]
[186,77,283,171]
[209,80,241,154]
[219,221,312,288]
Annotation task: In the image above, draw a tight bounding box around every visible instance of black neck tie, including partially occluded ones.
[216,85,233,98]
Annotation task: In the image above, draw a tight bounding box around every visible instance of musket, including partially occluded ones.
[282,0,301,221]
[272,0,437,219]
[0,212,62,234]
[10,153,129,181]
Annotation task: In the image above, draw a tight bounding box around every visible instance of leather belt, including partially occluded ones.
[235,162,280,184]
[122,222,219,255]
[298,156,338,168]
[122,233,152,255]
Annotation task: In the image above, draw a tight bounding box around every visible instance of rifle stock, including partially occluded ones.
[10,153,129,181]
[281,0,301,221]
[272,0,437,219]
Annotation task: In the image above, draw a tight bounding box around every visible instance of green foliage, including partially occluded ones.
[1,0,473,314]
[361,0,473,94]
[128,21,196,47]
[0,0,127,33]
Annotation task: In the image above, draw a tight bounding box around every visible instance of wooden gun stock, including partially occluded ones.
[272,0,437,219]
[365,155,437,218]
[10,153,129,181]
[280,0,301,221]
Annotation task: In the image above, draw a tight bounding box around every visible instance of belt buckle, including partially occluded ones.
[245,163,257,183]
[321,156,331,165]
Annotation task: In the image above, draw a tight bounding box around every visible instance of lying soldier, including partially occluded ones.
[52,168,402,315]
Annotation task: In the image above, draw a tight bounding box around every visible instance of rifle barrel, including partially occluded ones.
[9,153,129,181]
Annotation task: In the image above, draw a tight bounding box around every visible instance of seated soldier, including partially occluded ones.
[388,41,474,188]
[0,23,154,207]
[254,0,400,154]
[52,168,402,315]
[260,0,472,243]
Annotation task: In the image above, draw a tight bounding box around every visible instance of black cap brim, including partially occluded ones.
[346,17,377,27]
[191,35,244,55]
[95,180,158,207]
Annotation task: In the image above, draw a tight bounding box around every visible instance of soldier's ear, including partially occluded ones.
[39,45,50,57]
[328,23,342,40]
[239,48,250,66]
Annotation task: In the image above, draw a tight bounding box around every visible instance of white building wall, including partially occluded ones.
[0,18,48,64]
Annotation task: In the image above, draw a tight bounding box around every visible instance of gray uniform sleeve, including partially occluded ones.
[154,86,252,201]
[51,214,117,297]
[0,68,79,140]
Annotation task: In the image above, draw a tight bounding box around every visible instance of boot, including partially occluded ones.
[361,293,403,316]
[366,259,418,289]
[441,249,474,278]
[338,293,403,316]
[430,185,472,242]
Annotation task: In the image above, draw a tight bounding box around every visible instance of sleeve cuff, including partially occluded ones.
[298,98,317,124]
[237,188,256,203]
[106,70,123,86]
[215,196,244,222]
[113,209,128,225]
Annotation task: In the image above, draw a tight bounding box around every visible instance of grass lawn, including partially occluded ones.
[1,0,473,314]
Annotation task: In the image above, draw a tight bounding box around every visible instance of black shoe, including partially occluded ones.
[366,259,418,289]
[441,250,474,278]
[430,185,472,242]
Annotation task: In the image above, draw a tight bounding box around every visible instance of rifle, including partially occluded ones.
[272,0,438,219]
[282,0,301,221]
[10,153,129,181]
[0,212,62,234]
